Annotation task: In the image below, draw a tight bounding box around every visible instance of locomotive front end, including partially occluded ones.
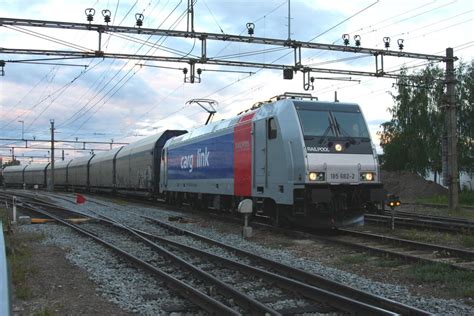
[294,101,385,228]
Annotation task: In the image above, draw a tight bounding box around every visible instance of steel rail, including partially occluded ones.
[7,191,425,315]
[378,209,474,226]
[365,214,473,234]
[18,203,240,316]
[339,229,474,260]
[14,197,281,315]
[140,214,431,316]
[78,206,398,315]
[314,233,474,272]
[17,196,396,315]
[46,192,434,314]
[131,227,399,315]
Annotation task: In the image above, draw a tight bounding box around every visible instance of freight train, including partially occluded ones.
[2,93,384,228]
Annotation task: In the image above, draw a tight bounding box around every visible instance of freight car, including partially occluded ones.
[3,93,384,229]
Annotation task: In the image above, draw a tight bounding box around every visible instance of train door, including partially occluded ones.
[161,148,168,189]
[253,119,267,192]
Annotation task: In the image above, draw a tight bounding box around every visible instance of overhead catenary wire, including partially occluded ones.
[3,25,94,52]
[52,0,158,134]
[306,1,461,63]
[2,1,471,147]
[130,0,385,131]
[58,0,187,131]
[68,1,192,136]
[202,0,226,34]
[108,32,201,58]
[308,0,380,42]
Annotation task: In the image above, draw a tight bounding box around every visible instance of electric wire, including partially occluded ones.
[203,0,225,34]
[0,68,55,111]
[308,0,380,42]
[107,32,201,58]
[0,68,59,131]
[211,47,288,60]
[57,0,179,130]
[3,25,94,52]
[389,10,473,38]
[56,1,146,129]
[140,0,383,129]
[212,0,287,58]
[68,1,190,136]
[75,0,286,136]
[24,62,102,131]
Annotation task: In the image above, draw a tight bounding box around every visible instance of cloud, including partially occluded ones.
[1,0,473,163]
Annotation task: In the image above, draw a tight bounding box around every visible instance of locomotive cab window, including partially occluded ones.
[268,118,277,139]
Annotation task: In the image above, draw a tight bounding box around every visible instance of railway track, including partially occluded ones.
[365,211,474,234]
[322,229,474,271]
[5,190,473,273]
[2,190,431,315]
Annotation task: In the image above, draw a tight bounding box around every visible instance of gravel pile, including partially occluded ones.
[381,170,447,201]
[28,193,474,315]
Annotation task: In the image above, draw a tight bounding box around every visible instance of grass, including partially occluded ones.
[392,228,474,249]
[376,257,404,268]
[461,235,474,248]
[338,254,369,265]
[34,307,55,316]
[396,229,456,244]
[418,191,474,207]
[6,232,44,301]
[265,239,295,249]
[407,263,474,298]
[0,206,9,225]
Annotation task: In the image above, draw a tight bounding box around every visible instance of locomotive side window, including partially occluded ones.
[268,118,277,139]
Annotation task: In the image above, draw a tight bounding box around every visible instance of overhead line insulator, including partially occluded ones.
[85,8,95,23]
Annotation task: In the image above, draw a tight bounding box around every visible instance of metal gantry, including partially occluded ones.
[0,14,459,209]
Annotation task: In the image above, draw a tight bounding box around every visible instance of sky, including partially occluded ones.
[1,0,473,163]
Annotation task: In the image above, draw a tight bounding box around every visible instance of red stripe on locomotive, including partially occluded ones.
[233,113,256,196]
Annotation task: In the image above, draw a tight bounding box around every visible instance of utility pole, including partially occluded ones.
[445,48,458,210]
[187,0,194,33]
[18,120,24,139]
[287,0,291,40]
[11,147,15,161]
[50,119,55,191]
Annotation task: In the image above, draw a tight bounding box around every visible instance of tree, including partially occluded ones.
[457,61,474,175]
[378,61,473,177]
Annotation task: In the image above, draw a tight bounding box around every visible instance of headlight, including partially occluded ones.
[309,172,325,181]
[360,172,375,181]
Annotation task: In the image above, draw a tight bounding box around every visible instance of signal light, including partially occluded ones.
[386,194,401,208]
[283,68,293,80]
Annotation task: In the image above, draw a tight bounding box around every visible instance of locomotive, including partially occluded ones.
[3,93,384,229]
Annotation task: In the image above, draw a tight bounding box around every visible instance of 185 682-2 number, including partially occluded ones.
[330,173,355,180]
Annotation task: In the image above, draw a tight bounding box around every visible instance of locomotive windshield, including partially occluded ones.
[297,110,369,138]
[295,102,372,154]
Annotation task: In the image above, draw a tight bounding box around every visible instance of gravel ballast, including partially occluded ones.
[19,192,474,315]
